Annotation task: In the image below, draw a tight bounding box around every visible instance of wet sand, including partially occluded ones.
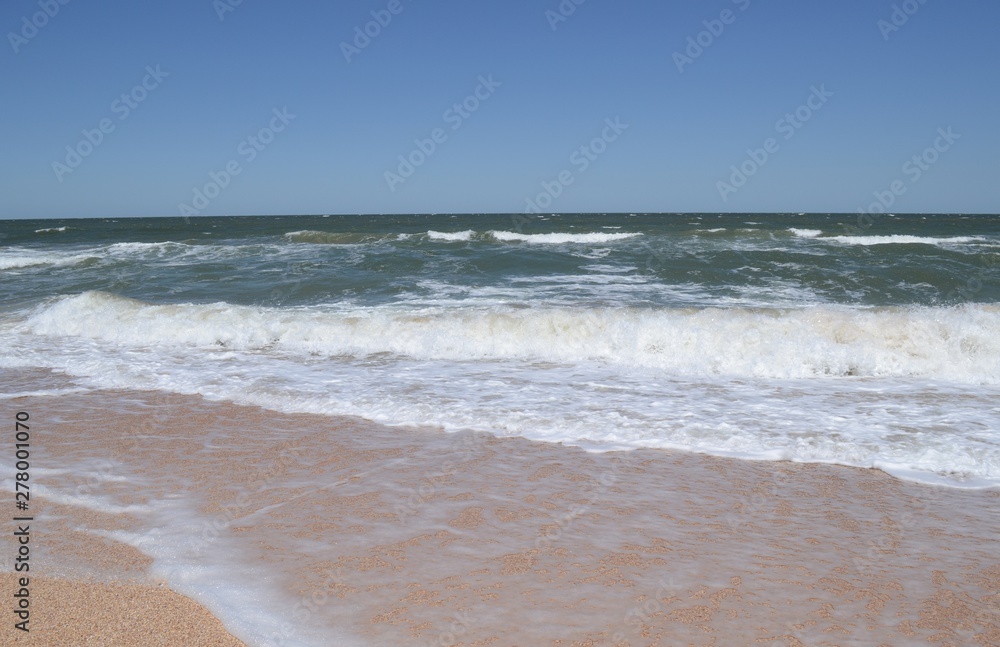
[2,377,999,645]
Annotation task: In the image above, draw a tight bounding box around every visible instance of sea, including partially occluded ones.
[2,212,999,488]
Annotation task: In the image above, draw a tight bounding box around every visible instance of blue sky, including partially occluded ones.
[1,0,998,218]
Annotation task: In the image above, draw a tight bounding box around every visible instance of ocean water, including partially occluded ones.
[2,212,999,487]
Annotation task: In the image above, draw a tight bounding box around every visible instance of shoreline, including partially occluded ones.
[2,380,999,645]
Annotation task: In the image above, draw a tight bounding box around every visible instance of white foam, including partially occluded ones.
[22,293,1000,384]
[91,520,358,645]
[0,249,97,270]
[105,241,191,253]
[283,230,387,245]
[0,387,90,399]
[513,273,648,285]
[789,228,823,238]
[489,231,641,244]
[35,226,67,233]
[427,230,474,242]
[22,483,155,515]
[0,241,253,271]
[6,293,1000,488]
[581,264,638,274]
[827,235,986,246]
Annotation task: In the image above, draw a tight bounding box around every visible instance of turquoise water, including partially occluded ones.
[2,213,999,486]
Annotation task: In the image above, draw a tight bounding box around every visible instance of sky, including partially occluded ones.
[1,0,998,219]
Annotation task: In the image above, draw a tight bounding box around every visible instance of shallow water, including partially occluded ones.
[4,379,998,646]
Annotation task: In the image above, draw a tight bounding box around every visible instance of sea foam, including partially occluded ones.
[826,234,986,246]
[23,291,1000,384]
[489,231,641,244]
[6,291,1000,488]
[426,230,475,242]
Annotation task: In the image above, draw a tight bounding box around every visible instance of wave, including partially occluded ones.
[0,242,197,270]
[0,255,58,270]
[283,230,391,245]
[0,249,97,270]
[23,292,1000,384]
[282,229,644,245]
[426,230,474,242]
[104,241,198,255]
[789,228,823,238]
[0,241,268,272]
[826,235,987,246]
[34,226,68,234]
[489,231,641,244]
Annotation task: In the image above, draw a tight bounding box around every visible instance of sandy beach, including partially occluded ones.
[0,573,246,646]
[3,379,999,646]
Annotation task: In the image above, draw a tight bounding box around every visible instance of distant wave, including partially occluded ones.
[35,226,68,234]
[284,230,391,244]
[489,231,641,244]
[0,255,55,270]
[0,241,244,271]
[789,228,823,238]
[25,291,1000,385]
[428,230,641,244]
[826,235,986,246]
[105,241,192,253]
[0,249,96,270]
[426,230,474,242]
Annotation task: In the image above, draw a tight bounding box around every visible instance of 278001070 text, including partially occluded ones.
[12,411,33,633]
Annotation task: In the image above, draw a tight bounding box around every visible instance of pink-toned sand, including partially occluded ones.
[3,380,999,646]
